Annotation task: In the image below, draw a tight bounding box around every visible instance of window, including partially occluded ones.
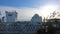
[8,14,12,16]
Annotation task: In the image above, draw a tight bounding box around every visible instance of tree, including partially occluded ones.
[49,11,60,19]
[49,11,57,18]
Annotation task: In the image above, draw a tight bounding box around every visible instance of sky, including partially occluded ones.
[0,0,60,21]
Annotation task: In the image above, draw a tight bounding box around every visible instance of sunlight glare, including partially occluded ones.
[39,5,58,17]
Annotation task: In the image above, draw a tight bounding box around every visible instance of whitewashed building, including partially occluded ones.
[5,11,17,23]
[1,12,43,34]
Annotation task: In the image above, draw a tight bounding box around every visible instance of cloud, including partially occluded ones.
[0,6,39,21]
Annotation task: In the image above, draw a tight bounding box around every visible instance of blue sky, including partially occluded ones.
[0,0,59,8]
[0,0,60,21]
[0,0,42,8]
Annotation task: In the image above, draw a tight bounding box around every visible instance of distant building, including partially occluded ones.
[1,12,43,34]
[0,18,1,22]
[47,19,60,22]
[31,14,42,23]
[5,11,17,23]
[0,12,2,22]
[2,16,5,22]
[46,19,60,29]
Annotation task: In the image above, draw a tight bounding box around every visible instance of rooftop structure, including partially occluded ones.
[31,14,42,23]
[5,11,17,23]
